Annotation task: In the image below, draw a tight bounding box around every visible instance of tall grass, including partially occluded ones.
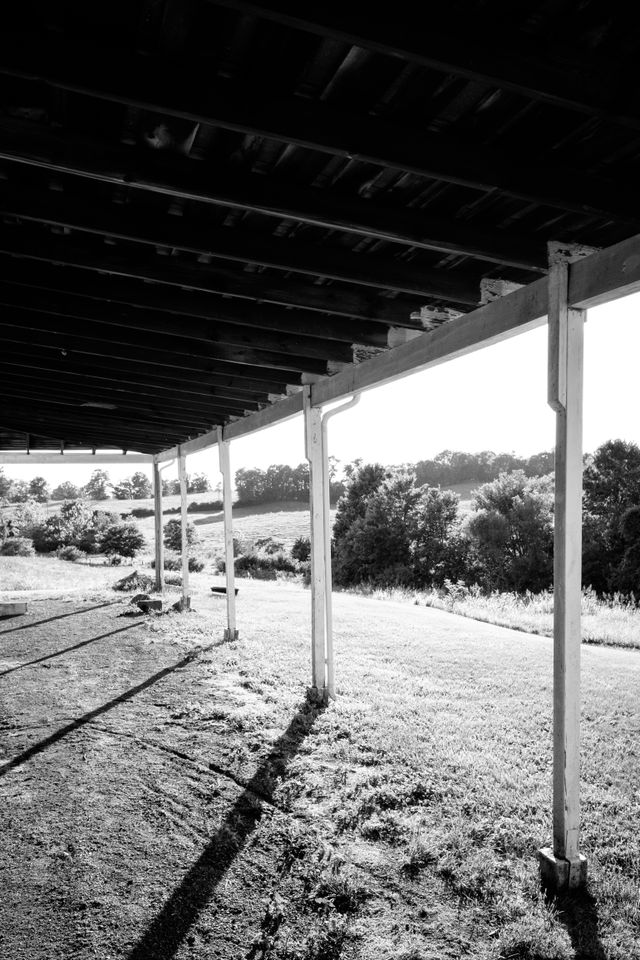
[348,582,640,650]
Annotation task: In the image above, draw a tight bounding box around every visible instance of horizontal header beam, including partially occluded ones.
[0,452,152,464]
[153,228,640,459]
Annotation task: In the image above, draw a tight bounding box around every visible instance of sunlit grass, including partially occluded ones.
[348,583,640,651]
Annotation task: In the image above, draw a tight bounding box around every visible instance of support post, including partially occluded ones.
[152,457,164,593]
[177,449,190,611]
[538,243,592,892]
[217,427,238,641]
[304,386,327,700]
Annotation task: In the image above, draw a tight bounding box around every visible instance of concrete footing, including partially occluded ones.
[538,847,587,892]
[223,628,239,641]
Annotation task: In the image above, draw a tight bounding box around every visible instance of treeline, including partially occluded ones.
[0,468,211,504]
[332,440,640,599]
[235,462,346,506]
[414,449,554,487]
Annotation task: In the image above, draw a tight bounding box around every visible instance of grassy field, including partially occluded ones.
[2,580,637,958]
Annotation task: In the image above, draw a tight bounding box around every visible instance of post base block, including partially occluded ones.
[538,847,587,892]
[173,597,191,613]
[223,628,239,641]
[308,685,329,705]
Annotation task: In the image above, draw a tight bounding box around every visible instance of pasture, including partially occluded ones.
[0,578,638,959]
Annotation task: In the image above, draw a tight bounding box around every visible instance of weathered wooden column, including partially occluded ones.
[538,242,594,891]
[152,456,164,593]
[177,448,190,611]
[217,427,238,641]
[303,386,327,700]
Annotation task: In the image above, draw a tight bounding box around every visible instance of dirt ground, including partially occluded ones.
[1,583,638,960]
[0,592,325,960]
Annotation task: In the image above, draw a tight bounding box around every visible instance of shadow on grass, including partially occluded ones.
[0,600,118,635]
[555,890,607,959]
[127,694,326,960]
[0,621,145,678]
[0,642,214,777]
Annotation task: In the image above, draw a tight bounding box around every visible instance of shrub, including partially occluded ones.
[56,545,84,562]
[130,507,155,519]
[163,517,199,552]
[0,536,34,557]
[292,536,311,562]
[467,471,554,593]
[100,523,145,559]
[151,553,205,572]
[11,500,46,539]
[187,500,223,513]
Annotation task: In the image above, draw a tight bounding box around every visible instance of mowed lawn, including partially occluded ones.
[0,579,638,959]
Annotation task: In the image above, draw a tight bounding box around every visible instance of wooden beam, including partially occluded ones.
[0,229,426,325]
[157,230,640,459]
[0,120,545,270]
[0,452,151,463]
[206,1,640,129]
[0,58,636,225]
[0,355,277,403]
[217,427,238,641]
[152,459,165,593]
[0,290,359,363]
[304,387,327,698]
[0,370,262,416]
[0,186,481,304]
[0,385,237,428]
[177,451,190,610]
[0,323,330,377]
[0,258,396,344]
[0,404,194,443]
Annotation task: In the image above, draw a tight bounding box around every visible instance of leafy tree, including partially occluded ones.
[52,481,81,501]
[129,471,152,499]
[333,467,464,589]
[163,518,199,553]
[112,479,133,500]
[9,480,30,503]
[188,473,211,493]
[84,469,111,500]
[100,523,145,559]
[582,440,640,592]
[11,501,46,539]
[467,471,554,592]
[31,500,118,554]
[616,505,640,596]
[0,468,12,501]
[28,476,50,503]
[162,478,180,496]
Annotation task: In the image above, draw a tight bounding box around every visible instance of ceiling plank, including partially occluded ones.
[205,1,639,128]
[0,119,546,270]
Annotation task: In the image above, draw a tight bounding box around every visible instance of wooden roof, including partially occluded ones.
[1,1,639,452]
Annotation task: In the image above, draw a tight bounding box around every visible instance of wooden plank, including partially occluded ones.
[0,602,28,618]
[177,452,190,609]
[0,230,427,325]
[0,452,151,463]
[549,256,585,868]
[206,1,638,129]
[0,317,337,376]
[224,392,304,441]
[312,277,549,406]
[0,292,357,364]
[0,121,545,271]
[0,259,395,344]
[0,60,636,225]
[0,188,481,304]
[217,428,238,641]
[304,388,326,696]
[152,459,165,594]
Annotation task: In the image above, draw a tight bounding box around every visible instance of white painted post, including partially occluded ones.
[217,427,238,641]
[539,245,590,891]
[152,457,164,593]
[303,386,327,699]
[177,450,190,611]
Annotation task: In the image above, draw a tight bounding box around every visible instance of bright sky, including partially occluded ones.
[3,292,638,489]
